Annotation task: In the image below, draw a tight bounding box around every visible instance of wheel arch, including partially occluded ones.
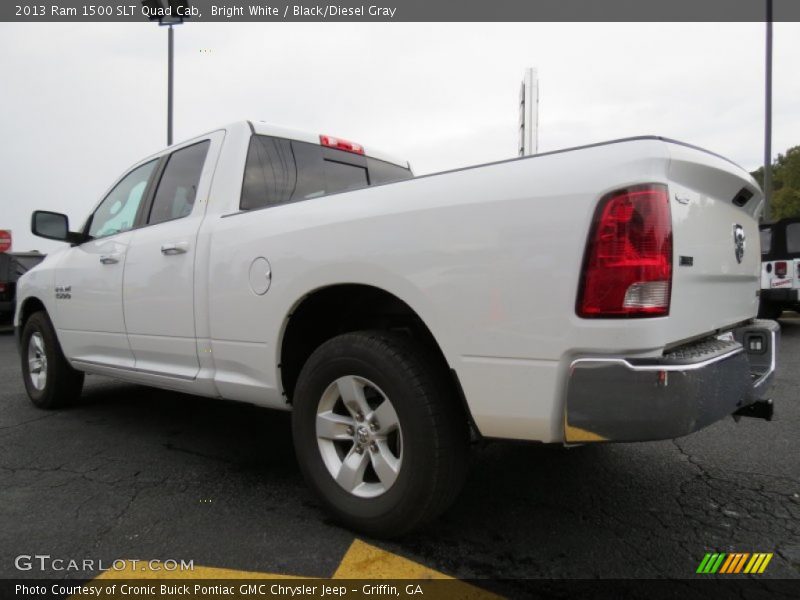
[278,283,456,405]
[18,296,48,327]
[15,296,49,351]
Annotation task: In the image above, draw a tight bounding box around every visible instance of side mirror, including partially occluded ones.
[31,211,87,244]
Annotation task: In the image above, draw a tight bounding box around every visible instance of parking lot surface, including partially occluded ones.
[0,319,798,584]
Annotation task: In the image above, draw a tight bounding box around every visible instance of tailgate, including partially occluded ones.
[666,142,762,340]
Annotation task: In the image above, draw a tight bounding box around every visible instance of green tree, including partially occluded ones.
[751,145,800,220]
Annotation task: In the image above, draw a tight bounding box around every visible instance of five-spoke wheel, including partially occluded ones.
[292,330,469,537]
[316,375,403,498]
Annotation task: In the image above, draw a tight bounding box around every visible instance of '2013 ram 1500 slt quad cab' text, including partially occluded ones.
[15,121,779,536]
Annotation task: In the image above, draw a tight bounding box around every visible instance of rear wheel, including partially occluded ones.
[21,311,84,409]
[291,330,469,537]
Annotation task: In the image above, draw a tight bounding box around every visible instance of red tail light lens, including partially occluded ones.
[319,134,365,155]
[577,184,672,318]
[0,283,6,293]
[775,261,787,279]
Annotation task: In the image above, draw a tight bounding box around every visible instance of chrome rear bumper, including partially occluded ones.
[563,319,779,443]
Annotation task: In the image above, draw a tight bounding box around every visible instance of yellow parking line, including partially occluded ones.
[333,539,451,579]
[89,539,500,598]
[563,422,607,442]
[96,563,304,580]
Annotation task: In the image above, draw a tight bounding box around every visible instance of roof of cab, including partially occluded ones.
[247,121,410,169]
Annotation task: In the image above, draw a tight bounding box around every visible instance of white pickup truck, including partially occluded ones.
[16,121,779,536]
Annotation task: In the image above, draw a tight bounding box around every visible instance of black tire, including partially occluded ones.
[757,299,783,320]
[20,311,84,409]
[292,330,469,537]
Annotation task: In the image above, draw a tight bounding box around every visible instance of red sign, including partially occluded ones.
[0,230,11,253]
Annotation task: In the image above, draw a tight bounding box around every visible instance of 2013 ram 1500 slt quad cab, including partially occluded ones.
[15,121,778,536]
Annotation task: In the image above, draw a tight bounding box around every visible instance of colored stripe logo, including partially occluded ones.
[696,552,773,574]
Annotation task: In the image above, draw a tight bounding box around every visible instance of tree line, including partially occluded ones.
[751,145,800,221]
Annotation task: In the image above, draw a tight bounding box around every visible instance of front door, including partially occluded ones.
[54,159,159,368]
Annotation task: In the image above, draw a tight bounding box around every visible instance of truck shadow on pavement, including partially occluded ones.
[1,325,798,580]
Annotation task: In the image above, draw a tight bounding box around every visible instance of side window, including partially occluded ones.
[759,228,772,255]
[148,141,210,226]
[787,223,800,254]
[89,160,158,239]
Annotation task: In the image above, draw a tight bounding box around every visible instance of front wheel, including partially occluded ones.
[291,330,469,537]
[20,311,84,409]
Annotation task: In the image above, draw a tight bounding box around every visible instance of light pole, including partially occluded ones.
[764,0,773,222]
[142,1,189,146]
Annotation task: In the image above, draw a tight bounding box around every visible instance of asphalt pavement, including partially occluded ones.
[0,319,798,584]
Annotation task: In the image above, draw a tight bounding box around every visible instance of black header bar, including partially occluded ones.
[3,0,800,23]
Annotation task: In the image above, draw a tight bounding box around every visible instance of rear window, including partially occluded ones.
[240,135,412,211]
[323,160,368,193]
[760,228,772,255]
[787,223,800,254]
[367,157,413,185]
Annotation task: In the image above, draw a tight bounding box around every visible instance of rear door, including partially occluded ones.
[123,132,222,378]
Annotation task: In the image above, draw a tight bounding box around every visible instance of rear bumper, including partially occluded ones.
[761,288,799,304]
[563,319,779,443]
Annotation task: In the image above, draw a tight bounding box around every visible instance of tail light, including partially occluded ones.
[775,261,787,279]
[319,134,364,155]
[577,184,673,318]
[0,283,6,293]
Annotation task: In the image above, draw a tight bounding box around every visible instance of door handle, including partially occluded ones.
[161,242,189,256]
[99,254,120,265]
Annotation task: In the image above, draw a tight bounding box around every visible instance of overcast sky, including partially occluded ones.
[1,21,799,253]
